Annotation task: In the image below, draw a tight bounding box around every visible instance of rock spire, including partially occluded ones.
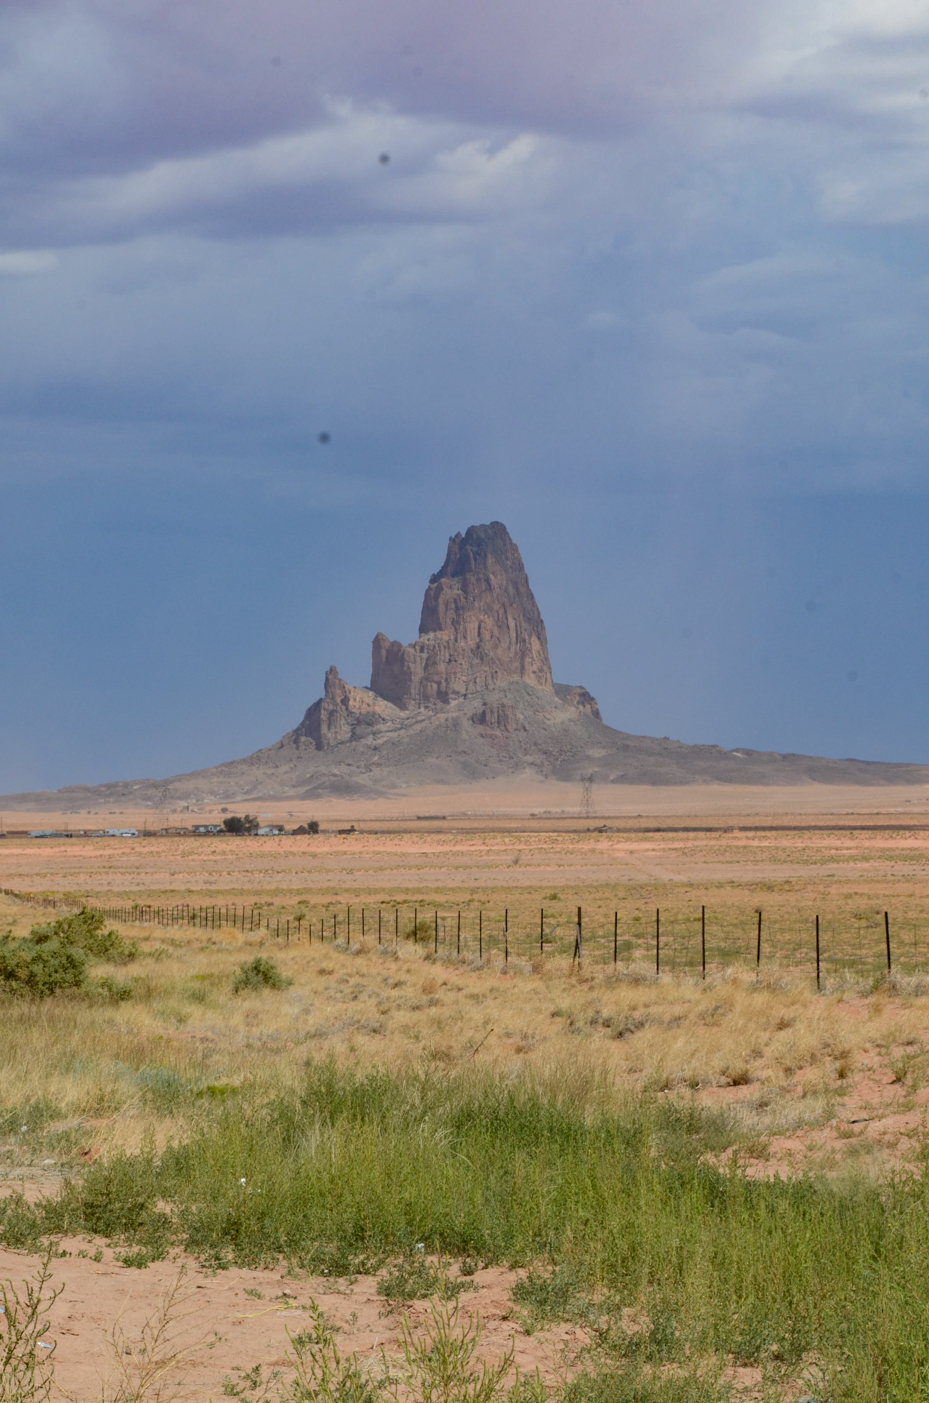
[370,521,553,710]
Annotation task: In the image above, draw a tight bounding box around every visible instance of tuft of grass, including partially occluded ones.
[91,975,135,1003]
[560,1364,728,1403]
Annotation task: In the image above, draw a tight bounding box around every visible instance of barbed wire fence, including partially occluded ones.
[0,886,916,986]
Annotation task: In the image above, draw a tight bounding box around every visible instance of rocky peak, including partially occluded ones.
[370,521,553,710]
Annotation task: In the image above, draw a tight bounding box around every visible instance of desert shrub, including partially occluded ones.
[90,975,134,1003]
[404,918,435,942]
[232,956,292,993]
[29,908,137,963]
[44,1151,171,1262]
[0,1194,46,1253]
[512,1264,591,1329]
[0,936,87,997]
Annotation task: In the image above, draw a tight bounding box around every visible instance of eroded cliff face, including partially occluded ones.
[370,521,553,710]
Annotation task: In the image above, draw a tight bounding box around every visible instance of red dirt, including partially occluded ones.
[0,1246,583,1402]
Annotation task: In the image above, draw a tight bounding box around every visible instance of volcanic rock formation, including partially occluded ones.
[297,522,579,752]
[370,522,554,709]
[5,519,929,808]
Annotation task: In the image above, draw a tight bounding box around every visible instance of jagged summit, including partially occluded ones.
[5,520,929,809]
[370,521,553,709]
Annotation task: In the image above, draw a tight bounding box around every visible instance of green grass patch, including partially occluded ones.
[2,1060,929,1398]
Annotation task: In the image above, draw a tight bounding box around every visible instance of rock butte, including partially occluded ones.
[4,521,929,806]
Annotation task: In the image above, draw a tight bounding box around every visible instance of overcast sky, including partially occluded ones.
[3,0,929,792]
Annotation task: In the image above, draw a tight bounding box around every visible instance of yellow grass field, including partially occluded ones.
[4,796,929,1176]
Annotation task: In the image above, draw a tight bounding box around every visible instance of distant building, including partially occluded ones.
[191,824,223,834]
[255,825,285,836]
[104,829,138,838]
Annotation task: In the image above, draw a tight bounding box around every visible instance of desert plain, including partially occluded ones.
[3,781,929,1401]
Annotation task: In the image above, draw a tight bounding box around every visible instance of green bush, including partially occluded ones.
[29,908,137,963]
[0,936,86,997]
[232,956,292,993]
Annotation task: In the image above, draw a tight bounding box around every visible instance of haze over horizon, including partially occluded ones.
[3,0,929,794]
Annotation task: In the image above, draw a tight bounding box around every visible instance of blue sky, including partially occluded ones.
[2,0,929,792]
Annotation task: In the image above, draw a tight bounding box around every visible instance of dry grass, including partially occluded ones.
[2,887,928,1176]
[4,818,929,1177]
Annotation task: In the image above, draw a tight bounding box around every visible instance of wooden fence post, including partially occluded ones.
[701,906,706,980]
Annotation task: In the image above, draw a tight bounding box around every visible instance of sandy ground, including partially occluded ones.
[5,810,929,899]
[0,1244,579,1402]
